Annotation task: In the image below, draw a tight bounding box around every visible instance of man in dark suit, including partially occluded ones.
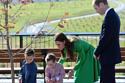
[92,0,122,83]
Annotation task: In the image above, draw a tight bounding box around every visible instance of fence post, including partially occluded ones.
[20,35,23,48]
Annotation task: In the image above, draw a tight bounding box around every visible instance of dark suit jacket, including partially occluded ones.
[94,8,122,65]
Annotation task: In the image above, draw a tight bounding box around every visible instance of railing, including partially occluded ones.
[0,32,124,78]
[0,32,125,49]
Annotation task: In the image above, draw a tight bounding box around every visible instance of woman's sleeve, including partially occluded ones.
[73,49,86,70]
[73,40,90,70]
[58,56,66,65]
[58,48,67,65]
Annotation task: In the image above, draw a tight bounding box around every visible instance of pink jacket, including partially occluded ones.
[45,63,65,83]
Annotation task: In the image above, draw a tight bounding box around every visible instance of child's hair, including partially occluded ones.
[25,48,35,56]
[45,53,56,63]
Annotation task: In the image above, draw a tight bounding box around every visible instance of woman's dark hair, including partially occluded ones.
[25,48,35,56]
[94,0,108,6]
[55,33,74,60]
[45,53,56,63]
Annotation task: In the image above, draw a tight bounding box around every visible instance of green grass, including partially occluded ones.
[51,16,103,32]
[0,0,117,32]
[51,12,125,32]
[0,0,94,32]
[50,0,125,32]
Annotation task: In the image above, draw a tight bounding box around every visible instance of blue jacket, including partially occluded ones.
[20,60,37,83]
[94,8,122,65]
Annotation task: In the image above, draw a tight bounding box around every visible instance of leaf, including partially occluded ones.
[8,23,15,28]
[58,23,64,28]
[64,12,69,16]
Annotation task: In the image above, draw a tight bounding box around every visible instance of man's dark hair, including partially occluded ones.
[94,0,108,6]
[25,48,35,56]
[45,53,56,62]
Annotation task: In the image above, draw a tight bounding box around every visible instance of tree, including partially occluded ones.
[0,0,15,83]
[0,0,30,83]
[0,1,68,83]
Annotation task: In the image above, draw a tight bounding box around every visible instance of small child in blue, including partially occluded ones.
[20,48,37,83]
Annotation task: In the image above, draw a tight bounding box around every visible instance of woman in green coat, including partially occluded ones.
[54,33,100,83]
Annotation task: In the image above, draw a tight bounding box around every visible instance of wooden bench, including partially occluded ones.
[0,48,71,74]
[115,47,125,73]
[0,48,61,63]
[0,47,125,74]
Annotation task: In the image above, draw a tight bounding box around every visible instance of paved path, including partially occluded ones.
[0,78,125,83]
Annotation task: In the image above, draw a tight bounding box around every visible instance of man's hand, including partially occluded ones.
[94,55,100,60]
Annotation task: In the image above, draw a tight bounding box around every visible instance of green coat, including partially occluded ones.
[58,39,100,83]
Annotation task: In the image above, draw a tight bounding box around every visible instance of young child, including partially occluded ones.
[20,48,37,83]
[45,53,65,83]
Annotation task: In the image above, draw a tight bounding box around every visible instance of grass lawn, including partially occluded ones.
[50,0,125,32]
[0,0,117,32]
[51,12,125,32]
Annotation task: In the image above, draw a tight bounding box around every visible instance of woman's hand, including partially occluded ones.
[68,69,73,79]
